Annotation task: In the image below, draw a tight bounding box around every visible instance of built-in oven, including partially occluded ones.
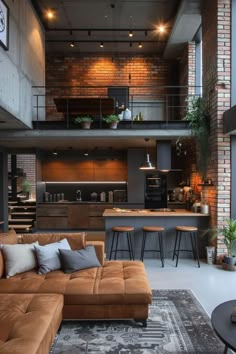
[144,173,167,209]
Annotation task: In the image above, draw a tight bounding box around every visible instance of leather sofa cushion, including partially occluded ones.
[0,261,152,305]
[0,293,63,354]
[0,229,18,278]
[19,232,86,250]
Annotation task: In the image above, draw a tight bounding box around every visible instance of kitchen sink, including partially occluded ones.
[149,208,176,212]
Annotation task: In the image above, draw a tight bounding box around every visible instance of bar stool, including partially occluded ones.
[173,226,200,268]
[140,226,165,267]
[109,226,134,260]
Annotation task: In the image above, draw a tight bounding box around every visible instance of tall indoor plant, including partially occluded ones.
[184,96,210,181]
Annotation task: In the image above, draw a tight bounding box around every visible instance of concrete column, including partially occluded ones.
[0,150,8,232]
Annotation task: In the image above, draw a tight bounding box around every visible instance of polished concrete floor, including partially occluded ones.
[144,258,236,317]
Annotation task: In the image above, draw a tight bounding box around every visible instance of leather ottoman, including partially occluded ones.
[0,293,63,354]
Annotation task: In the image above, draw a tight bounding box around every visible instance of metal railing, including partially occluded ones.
[32,85,201,128]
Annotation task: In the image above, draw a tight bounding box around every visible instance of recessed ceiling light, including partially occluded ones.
[100,41,104,48]
[70,41,75,48]
[46,9,55,20]
[138,42,142,48]
[157,24,166,34]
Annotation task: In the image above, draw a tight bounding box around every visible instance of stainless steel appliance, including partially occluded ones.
[144,173,167,209]
[76,190,82,201]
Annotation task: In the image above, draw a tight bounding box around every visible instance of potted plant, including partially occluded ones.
[183,96,210,182]
[207,219,236,268]
[21,179,31,199]
[103,115,120,129]
[74,116,93,129]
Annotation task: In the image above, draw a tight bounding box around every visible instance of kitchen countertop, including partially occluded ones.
[103,208,209,217]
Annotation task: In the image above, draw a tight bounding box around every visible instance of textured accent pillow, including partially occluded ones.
[59,246,101,273]
[1,242,38,278]
[34,238,71,274]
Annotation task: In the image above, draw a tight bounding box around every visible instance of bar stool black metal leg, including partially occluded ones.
[140,232,145,261]
[109,231,116,260]
[173,230,179,260]
[175,231,182,267]
[190,232,196,260]
[192,232,200,268]
[141,232,147,261]
[115,231,119,260]
[158,232,164,267]
[129,232,134,260]
[126,231,132,260]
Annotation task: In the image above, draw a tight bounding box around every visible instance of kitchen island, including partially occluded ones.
[103,208,210,260]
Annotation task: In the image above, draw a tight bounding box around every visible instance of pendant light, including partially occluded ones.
[139,138,155,170]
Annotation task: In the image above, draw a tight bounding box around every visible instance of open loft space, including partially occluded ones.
[1,0,236,353]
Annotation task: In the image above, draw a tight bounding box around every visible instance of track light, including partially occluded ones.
[138,42,142,48]
[100,41,104,48]
[70,41,75,47]
[52,149,58,156]
[129,30,133,37]
[145,30,148,36]
[46,9,55,20]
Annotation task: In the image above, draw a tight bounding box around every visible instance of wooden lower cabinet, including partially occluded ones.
[37,203,110,230]
[67,205,89,229]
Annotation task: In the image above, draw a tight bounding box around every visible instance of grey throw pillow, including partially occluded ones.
[2,242,39,278]
[59,246,101,273]
[34,238,71,274]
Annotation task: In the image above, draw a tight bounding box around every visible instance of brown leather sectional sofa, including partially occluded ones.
[0,230,152,354]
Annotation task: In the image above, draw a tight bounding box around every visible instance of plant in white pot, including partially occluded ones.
[103,115,120,129]
[74,116,93,129]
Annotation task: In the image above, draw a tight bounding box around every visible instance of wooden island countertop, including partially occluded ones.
[103,208,209,217]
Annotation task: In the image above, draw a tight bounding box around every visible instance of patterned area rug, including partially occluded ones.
[50,289,224,354]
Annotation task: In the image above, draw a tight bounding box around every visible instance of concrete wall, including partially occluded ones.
[0,0,45,126]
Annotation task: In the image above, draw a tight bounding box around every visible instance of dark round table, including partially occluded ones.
[211,300,236,354]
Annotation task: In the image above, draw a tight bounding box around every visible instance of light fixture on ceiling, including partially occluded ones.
[139,138,155,170]
[157,24,166,34]
[70,41,75,47]
[138,42,143,48]
[100,41,104,48]
[129,30,133,37]
[46,9,55,20]
[52,149,58,156]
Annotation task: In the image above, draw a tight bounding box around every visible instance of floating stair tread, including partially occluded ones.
[8,219,34,222]
[10,225,32,229]
[11,212,36,216]
[10,206,36,209]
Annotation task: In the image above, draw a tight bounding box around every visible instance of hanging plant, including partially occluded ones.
[183,96,210,181]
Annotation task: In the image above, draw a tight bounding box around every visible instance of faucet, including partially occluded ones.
[76,190,82,201]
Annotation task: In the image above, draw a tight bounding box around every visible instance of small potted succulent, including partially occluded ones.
[74,116,93,129]
[103,115,120,129]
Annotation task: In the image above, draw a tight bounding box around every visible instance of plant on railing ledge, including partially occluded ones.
[74,116,93,129]
[103,115,120,129]
[183,96,210,182]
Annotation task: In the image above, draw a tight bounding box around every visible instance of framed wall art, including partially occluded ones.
[0,0,9,50]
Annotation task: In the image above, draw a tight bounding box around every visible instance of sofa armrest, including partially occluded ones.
[86,241,105,266]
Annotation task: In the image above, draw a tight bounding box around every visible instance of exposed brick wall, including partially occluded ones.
[202,0,231,257]
[45,54,176,120]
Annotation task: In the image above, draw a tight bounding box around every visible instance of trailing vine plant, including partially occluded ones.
[183,95,210,181]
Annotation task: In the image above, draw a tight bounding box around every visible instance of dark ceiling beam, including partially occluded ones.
[46,40,166,43]
[46,28,156,32]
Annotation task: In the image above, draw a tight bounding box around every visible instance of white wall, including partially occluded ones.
[0,0,45,126]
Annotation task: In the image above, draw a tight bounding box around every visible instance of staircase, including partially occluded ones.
[8,201,36,233]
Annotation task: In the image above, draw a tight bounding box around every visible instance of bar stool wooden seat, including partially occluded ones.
[173,225,200,267]
[140,226,165,267]
[109,226,134,260]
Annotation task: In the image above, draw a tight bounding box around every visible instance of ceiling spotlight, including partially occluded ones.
[70,41,75,47]
[52,149,58,156]
[129,30,133,37]
[138,42,142,48]
[100,41,104,48]
[158,24,166,34]
[46,9,55,20]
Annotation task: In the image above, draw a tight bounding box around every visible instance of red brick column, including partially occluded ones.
[202,0,231,257]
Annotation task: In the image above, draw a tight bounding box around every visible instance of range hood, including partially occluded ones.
[156,141,182,172]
